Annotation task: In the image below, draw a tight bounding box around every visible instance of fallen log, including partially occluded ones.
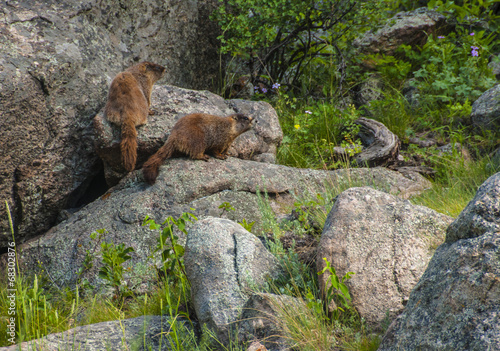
[354,117,400,167]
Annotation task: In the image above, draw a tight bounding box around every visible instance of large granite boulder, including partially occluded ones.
[317,187,453,329]
[0,159,431,289]
[353,8,452,66]
[0,0,220,248]
[93,84,283,185]
[185,217,281,344]
[379,172,500,350]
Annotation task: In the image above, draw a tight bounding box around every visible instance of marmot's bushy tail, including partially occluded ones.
[121,117,138,172]
[142,140,174,185]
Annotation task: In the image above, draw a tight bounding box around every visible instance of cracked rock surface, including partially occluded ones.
[185,217,281,345]
[316,186,453,329]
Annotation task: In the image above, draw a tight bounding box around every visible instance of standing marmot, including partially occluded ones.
[142,113,255,184]
[104,61,166,172]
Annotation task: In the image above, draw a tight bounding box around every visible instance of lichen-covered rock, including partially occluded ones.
[354,8,451,67]
[185,218,281,345]
[0,315,191,351]
[0,0,220,248]
[471,84,500,132]
[0,159,431,291]
[317,187,453,329]
[379,172,500,351]
[93,84,283,185]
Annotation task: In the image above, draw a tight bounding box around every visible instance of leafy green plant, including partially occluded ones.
[98,239,135,299]
[428,0,500,31]
[218,202,235,216]
[238,218,256,233]
[400,28,496,109]
[318,257,355,318]
[143,212,197,285]
[277,98,363,169]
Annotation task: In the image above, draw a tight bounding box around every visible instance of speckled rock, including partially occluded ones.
[471,84,500,132]
[0,160,431,290]
[317,187,453,329]
[0,0,220,248]
[185,218,281,345]
[0,315,191,351]
[379,172,500,351]
[353,8,451,67]
[93,84,283,185]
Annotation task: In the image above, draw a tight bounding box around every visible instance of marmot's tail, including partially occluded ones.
[121,117,138,172]
[142,139,174,185]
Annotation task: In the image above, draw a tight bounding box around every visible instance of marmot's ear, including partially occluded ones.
[230,114,238,120]
[139,63,147,73]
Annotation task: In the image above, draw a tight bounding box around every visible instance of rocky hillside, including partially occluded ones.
[0,1,499,350]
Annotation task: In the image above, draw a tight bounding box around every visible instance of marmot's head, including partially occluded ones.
[133,61,166,82]
[143,61,166,81]
[231,114,256,134]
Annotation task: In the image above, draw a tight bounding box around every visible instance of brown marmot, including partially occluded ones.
[142,113,255,184]
[104,61,166,172]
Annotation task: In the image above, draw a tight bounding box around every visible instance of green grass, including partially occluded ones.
[410,152,498,217]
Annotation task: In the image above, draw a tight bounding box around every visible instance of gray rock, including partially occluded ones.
[185,218,281,345]
[445,172,500,243]
[402,81,421,108]
[355,75,384,106]
[471,84,500,132]
[93,85,283,185]
[317,187,453,329]
[408,136,436,148]
[353,8,451,62]
[0,315,192,351]
[379,172,500,351]
[0,159,431,290]
[0,0,221,248]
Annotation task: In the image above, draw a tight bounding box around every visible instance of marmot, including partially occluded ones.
[104,61,166,172]
[142,113,255,185]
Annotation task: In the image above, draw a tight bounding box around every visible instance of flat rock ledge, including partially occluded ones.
[0,158,431,290]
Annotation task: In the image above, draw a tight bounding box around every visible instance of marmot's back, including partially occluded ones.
[104,61,166,172]
[142,113,255,184]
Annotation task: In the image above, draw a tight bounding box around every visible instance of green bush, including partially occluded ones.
[400,28,496,108]
[212,0,357,91]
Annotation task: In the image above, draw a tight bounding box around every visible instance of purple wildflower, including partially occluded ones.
[272,83,281,89]
[254,86,259,90]
[438,36,445,39]
[471,49,479,57]
[305,110,312,114]
[470,32,475,36]
[261,87,267,93]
